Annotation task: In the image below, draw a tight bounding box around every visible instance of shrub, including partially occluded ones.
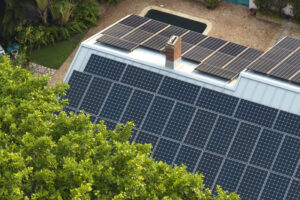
[205,0,219,9]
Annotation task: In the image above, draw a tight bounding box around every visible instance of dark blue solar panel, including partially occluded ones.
[237,166,268,200]
[206,116,238,155]
[260,173,290,200]
[153,138,180,165]
[65,71,91,107]
[287,180,300,200]
[196,152,223,188]
[79,77,112,115]
[272,136,300,176]
[228,123,260,162]
[100,84,132,121]
[184,110,217,148]
[297,167,300,179]
[84,54,126,81]
[135,132,158,149]
[89,115,96,123]
[142,96,174,134]
[121,65,163,92]
[274,111,300,138]
[235,100,278,128]
[196,88,239,116]
[250,130,283,169]
[129,129,137,143]
[163,103,195,141]
[96,118,117,130]
[158,77,201,104]
[214,160,245,193]
[121,90,153,128]
[63,107,76,116]
[174,145,201,172]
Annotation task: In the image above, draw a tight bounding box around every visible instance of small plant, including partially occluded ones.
[205,0,219,9]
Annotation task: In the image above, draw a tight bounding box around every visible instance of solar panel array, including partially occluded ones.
[248,37,300,84]
[97,15,263,80]
[64,54,300,200]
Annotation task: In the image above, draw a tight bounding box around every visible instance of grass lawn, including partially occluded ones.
[28,31,87,69]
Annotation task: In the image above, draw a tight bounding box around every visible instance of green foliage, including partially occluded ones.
[0,55,240,199]
[72,0,99,26]
[102,0,121,5]
[205,0,219,9]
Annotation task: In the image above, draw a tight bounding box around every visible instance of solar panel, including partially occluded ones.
[181,42,194,54]
[158,25,188,38]
[79,77,112,115]
[248,57,279,74]
[122,29,153,44]
[100,84,132,121]
[202,52,235,68]
[228,123,260,162]
[97,35,138,51]
[182,31,207,45]
[119,14,149,27]
[141,34,169,51]
[197,37,227,51]
[102,23,134,38]
[250,129,283,169]
[163,103,195,141]
[184,110,217,148]
[84,54,126,81]
[206,116,238,155]
[182,45,214,62]
[96,118,117,130]
[65,71,91,108]
[65,53,300,200]
[196,152,223,188]
[239,48,263,61]
[235,99,278,128]
[121,65,163,92]
[138,19,168,33]
[174,145,201,172]
[263,46,292,61]
[225,58,251,72]
[153,138,180,165]
[260,173,290,200]
[219,42,247,56]
[196,88,239,116]
[142,96,174,135]
[275,36,300,51]
[291,72,300,84]
[196,63,238,80]
[213,160,245,193]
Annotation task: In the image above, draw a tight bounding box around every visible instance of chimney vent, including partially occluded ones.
[165,35,182,69]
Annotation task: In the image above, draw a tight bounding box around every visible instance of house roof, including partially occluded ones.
[63,15,300,199]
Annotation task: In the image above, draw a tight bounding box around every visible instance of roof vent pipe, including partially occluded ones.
[165,35,182,70]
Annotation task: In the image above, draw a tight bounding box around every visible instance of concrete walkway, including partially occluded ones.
[49,0,300,86]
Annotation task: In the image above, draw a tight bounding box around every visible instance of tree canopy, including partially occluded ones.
[0,55,240,199]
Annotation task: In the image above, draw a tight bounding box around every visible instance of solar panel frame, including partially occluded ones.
[182,46,214,63]
[102,23,134,38]
[141,34,169,51]
[122,29,153,44]
[196,63,238,80]
[174,145,201,172]
[219,42,247,56]
[138,19,168,33]
[181,31,207,45]
[119,14,149,27]
[97,35,138,51]
[197,37,227,51]
[158,25,188,38]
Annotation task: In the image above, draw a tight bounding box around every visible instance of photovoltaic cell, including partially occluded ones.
[96,118,117,130]
[79,77,112,115]
[250,129,283,169]
[100,84,132,121]
[122,29,153,44]
[202,52,235,68]
[275,36,300,51]
[163,103,195,141]
[119,15,149,27]
[158,76,201,104]
[174,145,201,172]
[138,19,168,33]
[238,48,263,62]
[63,107,76,116]
[89,115,96,123]
[260,173,290,200]
[286,180,300,200]
[97,35,138,51]
[184,110,217,148]
[225,58,251,72]
[65,71,91,107]
[196,64,237,80]
[272,136,300,176]
[196,88,239,116]
[181,42,194,54]
[296,167,300,179]
[121,65,163,92]
[183,46,214,62]
[274,111,300,137]
[158,25,188,38]
[270,62,300,80]
[142,96,174,135]
[129,129,137,143]
[263,47,292,61]
[197,37,227,51]
[102,23,134,38]
[248,57,279,74]
[135,131,158,149]
[153,138,180,165]
[196,152,223,188]
[219,42,247,56]
[84,54,126,81]
[206,116,238,155]
[182,31,207,45]
[141,34,169,51]
[121,90,153,128]
[237,166,268,200]
[213,160,245,193]
[228,123,260,162]
[235,99,278,128]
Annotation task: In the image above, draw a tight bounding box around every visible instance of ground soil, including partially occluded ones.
[48,0,300,86]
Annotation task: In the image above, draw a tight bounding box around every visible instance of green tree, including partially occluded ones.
[0,55,240,199]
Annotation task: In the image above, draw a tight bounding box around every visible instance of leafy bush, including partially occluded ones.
[0,55,240,199]
[72,0,99,26]
[102,0,121,5]
[205,0,219,9]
